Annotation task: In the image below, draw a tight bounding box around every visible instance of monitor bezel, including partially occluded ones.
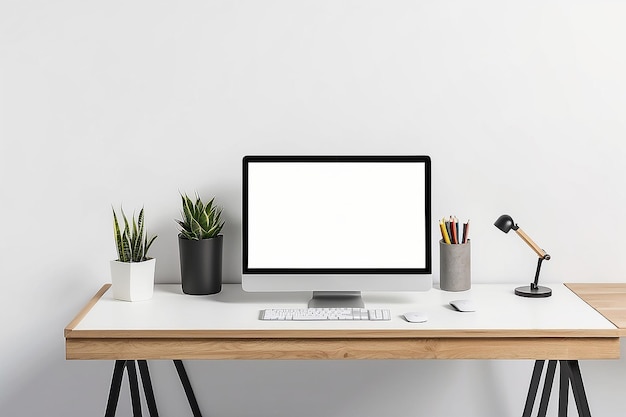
[242,155,432,275]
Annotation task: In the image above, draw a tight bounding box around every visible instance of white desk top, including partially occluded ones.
[70,283,617,337]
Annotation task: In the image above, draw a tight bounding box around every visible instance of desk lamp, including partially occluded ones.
[494,214,551,298]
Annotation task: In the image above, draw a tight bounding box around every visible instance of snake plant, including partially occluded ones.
[112,206,157,262]
[176,193,225,240]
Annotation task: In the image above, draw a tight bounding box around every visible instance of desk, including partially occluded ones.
[65,283,619,416]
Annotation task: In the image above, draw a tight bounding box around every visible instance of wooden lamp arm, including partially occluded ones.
[515,227,549,259]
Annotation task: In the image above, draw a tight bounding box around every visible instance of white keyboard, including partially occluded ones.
[260,307,391,321]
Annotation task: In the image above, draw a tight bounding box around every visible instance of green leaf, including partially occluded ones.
[121,230,131,262]
[113,205,157,262]
[132,208,145,259]
[198,209,210,233]
[176,193,225,240]
[205,197,214,215]
[112,207,125,261]
[214,208,222,224]
[195,195,204,218]
[132,211,139,239]
[207,208,215,226]
[144,234,157,259]
[205,223,220,237]
[215,221,225,236]
[190,217,203,239]
[180,230,195,240]
[175,220,190,233]
[122,208,130,236]
[182,194,195,224]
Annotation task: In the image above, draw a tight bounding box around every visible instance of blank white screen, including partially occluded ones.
[246,161,427,269]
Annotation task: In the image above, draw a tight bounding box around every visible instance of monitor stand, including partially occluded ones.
[308,291,365,308]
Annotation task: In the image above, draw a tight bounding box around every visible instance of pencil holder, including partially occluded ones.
[439,239,471,291]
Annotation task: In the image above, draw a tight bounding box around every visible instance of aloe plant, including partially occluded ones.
[112,206,157,262]
[176,193,225,240]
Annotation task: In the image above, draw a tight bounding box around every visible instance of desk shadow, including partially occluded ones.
[158,283,312,304]
[157,284,436,306]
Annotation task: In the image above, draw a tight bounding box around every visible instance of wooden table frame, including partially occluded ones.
[65,284,621,417]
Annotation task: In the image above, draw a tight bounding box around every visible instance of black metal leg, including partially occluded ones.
[105,360,203,417]
[523,360,545,417]
[559,362,569,417]
[126,361,143,417]
[105,360,127,417]
[138,360,159,417]
[537,360,558,417]
[174,360,203,417]
[523,360,592,417]
[563,361,592,417]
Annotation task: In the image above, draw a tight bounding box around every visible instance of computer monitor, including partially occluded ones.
[242,155,432,307]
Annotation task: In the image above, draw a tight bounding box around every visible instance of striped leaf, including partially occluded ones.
[190,217,203,240]
[198,209,210,234]
[121,230,131,262]
[112,205,157,262]
[112,207,125,261]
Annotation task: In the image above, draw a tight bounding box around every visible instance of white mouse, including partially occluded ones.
[403,312,428,323]
[450,299,476,312]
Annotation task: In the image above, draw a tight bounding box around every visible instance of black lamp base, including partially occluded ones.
[515,285,552,298]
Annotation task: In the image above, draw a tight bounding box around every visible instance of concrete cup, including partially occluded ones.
[439,239,471,291]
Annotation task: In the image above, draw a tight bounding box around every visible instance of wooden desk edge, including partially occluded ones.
[65,337,620,360]
[64,284,111,338]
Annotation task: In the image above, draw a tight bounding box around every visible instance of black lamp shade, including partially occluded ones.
[494,214,517,233]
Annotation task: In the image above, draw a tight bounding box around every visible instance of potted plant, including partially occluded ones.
[111,206,158,301]
[176,193,225,295]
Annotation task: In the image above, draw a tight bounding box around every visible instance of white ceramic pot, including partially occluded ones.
[110,258,156,301]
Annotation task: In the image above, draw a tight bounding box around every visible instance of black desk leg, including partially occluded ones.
[559,361,569,417]
[522,360,592,417]
[174,360,203,417]
[561,360,591,417]
[105,360,127,417]
[104,360,159,417]
[138,360,159,417]
[125,361,143,416]
[104,360,202,417]
[537,360,557,417]
[522,360,545,417]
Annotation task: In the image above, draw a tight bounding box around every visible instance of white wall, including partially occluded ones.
[2,1,626,416]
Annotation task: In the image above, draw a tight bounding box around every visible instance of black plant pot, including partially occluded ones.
[179,234,223,295]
